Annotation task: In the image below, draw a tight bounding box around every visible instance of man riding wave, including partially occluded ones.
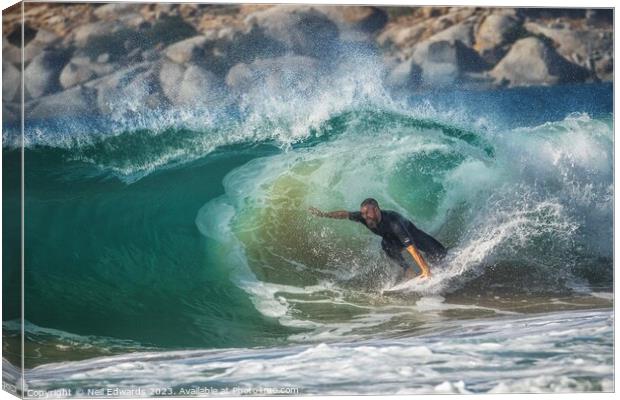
[309,198,446,280]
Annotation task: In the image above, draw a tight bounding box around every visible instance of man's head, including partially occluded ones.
[360,198,381,229]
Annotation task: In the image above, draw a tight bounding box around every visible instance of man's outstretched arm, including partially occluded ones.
[308,207,350,219]
[406,245,431,279]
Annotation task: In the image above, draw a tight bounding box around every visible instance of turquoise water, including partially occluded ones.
[2,82,613,394]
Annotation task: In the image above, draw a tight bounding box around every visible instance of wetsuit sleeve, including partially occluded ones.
[348,211,365,224]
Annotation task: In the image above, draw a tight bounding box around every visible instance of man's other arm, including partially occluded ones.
[309,207,356,220]
[392,220,432,278]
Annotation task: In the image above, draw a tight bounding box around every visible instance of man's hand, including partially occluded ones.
[308,207,325,217]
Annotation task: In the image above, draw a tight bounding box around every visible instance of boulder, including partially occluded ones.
[313,6,388,33]
[59,62,97,89]
[93,3,141,20]
[2,102,19,124]
[120,67,169,112]
[23,29,61,64]
[3,61,21,102]
[118,13,147,28]
[164,35,209,64]
[33,29,60,46]
[524,21,613,74]
[490,37,591,87]
[24,50,70,98]
[176,65,224,106]
[59,56,117,89]
[205,25,286,74]
[412,39,488,86]
[27,86,97,120]
[71,21,123,47]
[73,56,117,75]
[142,48,161,62]
[226,56,321,95]
[158,61,223,106]
[431,15,456,33]
[158,61,186,102]
[475,14,522,64]
[84,62,156,114]
[245,6,339,59]
[377,23,426,53]
[594,55,613,81]
[427,19,476,47]
[23,42,47,65]
[384,57,422,90]
[2,38,22,65]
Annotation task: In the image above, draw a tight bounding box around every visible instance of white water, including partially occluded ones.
[194,112,612,339]
[17,309,612,395]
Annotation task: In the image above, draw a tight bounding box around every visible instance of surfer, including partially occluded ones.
[309,198,446,280]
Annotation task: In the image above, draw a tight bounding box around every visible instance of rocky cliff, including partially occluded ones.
[2,3,613,122]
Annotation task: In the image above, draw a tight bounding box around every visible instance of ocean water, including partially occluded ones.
[2,75,613,395]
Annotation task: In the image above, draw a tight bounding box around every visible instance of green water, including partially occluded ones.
[2,87,613,370]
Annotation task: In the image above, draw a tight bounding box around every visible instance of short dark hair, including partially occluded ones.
[360,198,379,208]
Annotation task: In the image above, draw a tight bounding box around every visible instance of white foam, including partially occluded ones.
[21,309,613,395]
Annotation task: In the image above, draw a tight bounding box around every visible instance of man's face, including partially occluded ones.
[361,204,381,229]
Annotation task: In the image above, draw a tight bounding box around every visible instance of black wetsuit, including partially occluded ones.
[348,210,446,271]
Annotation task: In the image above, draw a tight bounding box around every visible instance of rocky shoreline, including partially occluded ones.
[2,3,613,123]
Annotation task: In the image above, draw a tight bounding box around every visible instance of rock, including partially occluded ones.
[24,50,70,98]
[158,61,223,106]
[352,6,388,33]
[446,7,478,21]
[594,55,613,81]
[164,35,209,64]
[3,38,22,65]
[23,42,47,65]
[428,19,476,47]
[226,56,320,97]
[32,29,60,46]
[27,86,97,120]
[71,21,123,47]
[420,7,445,19]
[524,21,612,74]
[3,62,21,102]
[158,61,186,102]
[384,57,422,90]
[84,62,155,114]
[177,65,223,106]
[431,15,456,33]
[142,49,161,62]
[2,102,19,124]
[475,14,522,64]
[59,62,96,89]
[93,4,140,20]
[377,23,426,53]
[313,6,388,33]
[203,26,286,76]
[72,56,117,75]
[245,6,339,59]
[118,13,147,28]
[23,29,61,64]
[120,67,169,112]
[378,16,490,87]
[59,55,117,89]
[412,39,488,86]
[490,37,591,87]
[97,53,110,64]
